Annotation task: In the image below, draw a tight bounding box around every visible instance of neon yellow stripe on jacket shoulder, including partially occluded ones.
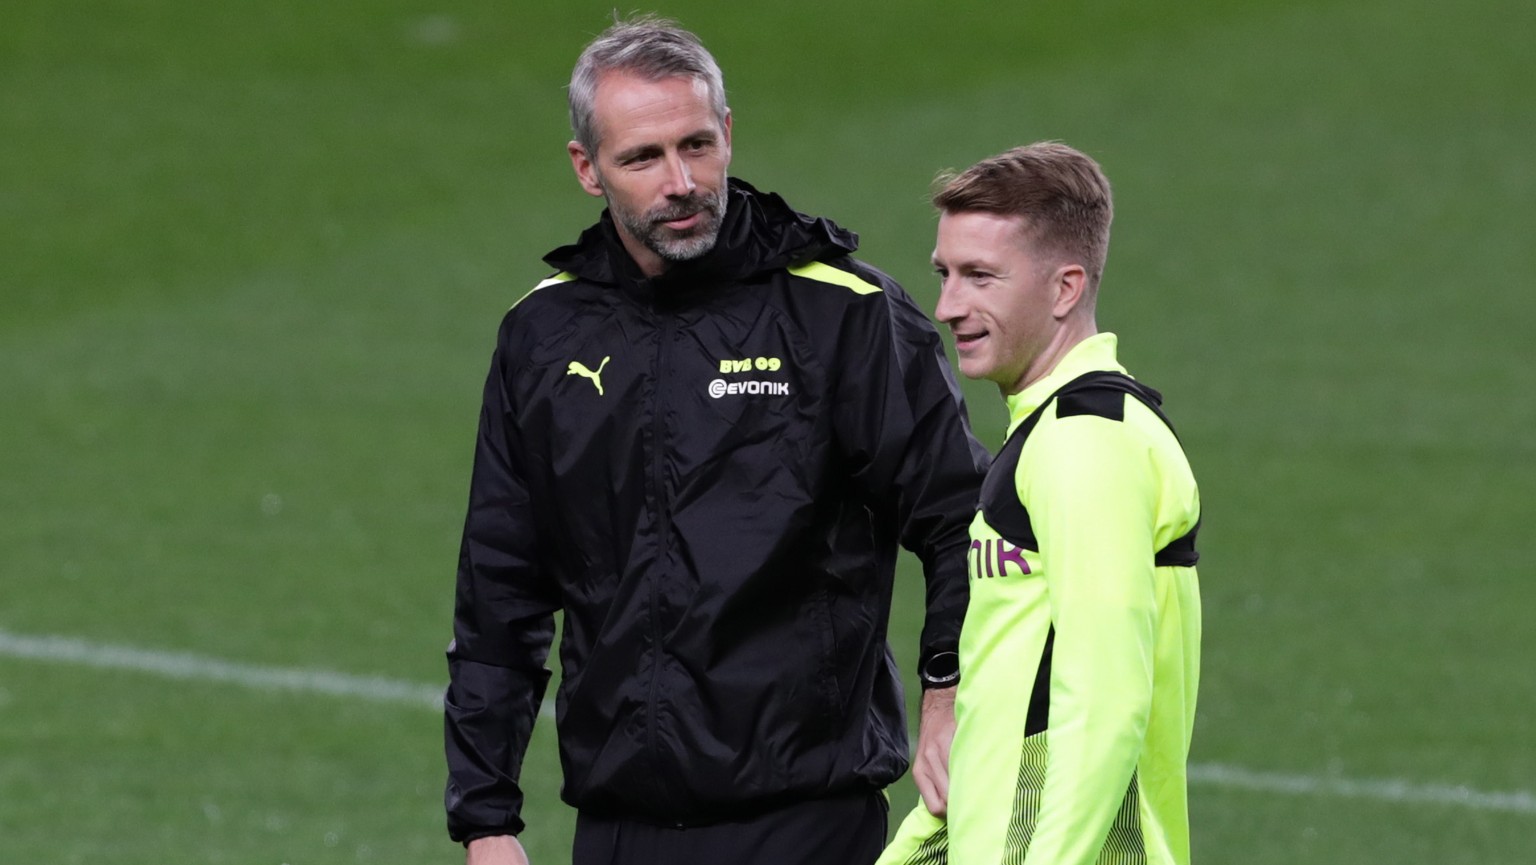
[788,261,882,295]
[511,271,576,309]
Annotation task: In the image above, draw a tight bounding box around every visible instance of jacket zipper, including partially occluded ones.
[647,308,673,800]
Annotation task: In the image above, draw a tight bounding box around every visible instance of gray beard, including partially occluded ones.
[609,185,729,265]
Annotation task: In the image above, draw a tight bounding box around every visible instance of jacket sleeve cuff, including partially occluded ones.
[456,819,526,846]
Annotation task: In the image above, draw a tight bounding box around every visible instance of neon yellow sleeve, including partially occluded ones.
[1016,412,1159,865]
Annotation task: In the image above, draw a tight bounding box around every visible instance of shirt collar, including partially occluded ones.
[1003,332,1126,433]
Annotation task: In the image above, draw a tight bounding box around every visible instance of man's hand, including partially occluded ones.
[466,834,531,865]
[911,685,957,817]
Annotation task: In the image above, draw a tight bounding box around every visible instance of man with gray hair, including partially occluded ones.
[443,15,988,865]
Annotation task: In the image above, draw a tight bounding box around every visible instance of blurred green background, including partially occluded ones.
[3,1,1533,862]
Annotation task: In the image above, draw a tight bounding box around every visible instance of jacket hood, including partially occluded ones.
[543,178,860,289]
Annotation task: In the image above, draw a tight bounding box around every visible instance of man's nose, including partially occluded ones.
[662,152,695,197]
[934,280,962,324]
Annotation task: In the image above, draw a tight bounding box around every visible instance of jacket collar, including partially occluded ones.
[542,178,859,296]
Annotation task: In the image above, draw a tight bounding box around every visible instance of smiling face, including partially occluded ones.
[567,71,732,276]
[933,210,1078,394]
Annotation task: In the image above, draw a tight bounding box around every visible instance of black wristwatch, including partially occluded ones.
[918,650,960,689]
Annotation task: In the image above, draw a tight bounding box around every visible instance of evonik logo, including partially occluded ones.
[708,379,791,399]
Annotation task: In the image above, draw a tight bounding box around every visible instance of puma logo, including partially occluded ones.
[566,356,611,396]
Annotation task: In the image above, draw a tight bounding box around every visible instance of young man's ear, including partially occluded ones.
[1052,264,1089,319]
[568,141,606,198]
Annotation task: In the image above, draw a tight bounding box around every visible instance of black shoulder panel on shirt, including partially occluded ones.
[1056,387,1127,421]
[980,370,1196,564]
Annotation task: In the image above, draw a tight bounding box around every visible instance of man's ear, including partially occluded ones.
[1052,264,1089,319]
[720,110,733,166]
[568,141,605,198]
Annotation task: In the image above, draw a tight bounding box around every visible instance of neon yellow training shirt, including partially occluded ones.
[882,333,1202,865]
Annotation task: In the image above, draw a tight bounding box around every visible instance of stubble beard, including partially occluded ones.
[607,184,729,266]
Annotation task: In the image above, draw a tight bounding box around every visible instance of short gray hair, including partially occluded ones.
[568,14,728,156]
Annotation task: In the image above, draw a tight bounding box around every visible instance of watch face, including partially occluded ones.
[923,651,960,683]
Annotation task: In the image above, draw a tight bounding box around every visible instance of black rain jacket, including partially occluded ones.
[444,179,988,841]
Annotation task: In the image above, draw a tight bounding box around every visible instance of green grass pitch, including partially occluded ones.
[3,0,1534,862]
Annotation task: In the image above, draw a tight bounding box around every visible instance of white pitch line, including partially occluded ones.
[0,627,560,719]
[3,628,1532,815]
[1187,762,1536,814]
[0,627,446,711]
